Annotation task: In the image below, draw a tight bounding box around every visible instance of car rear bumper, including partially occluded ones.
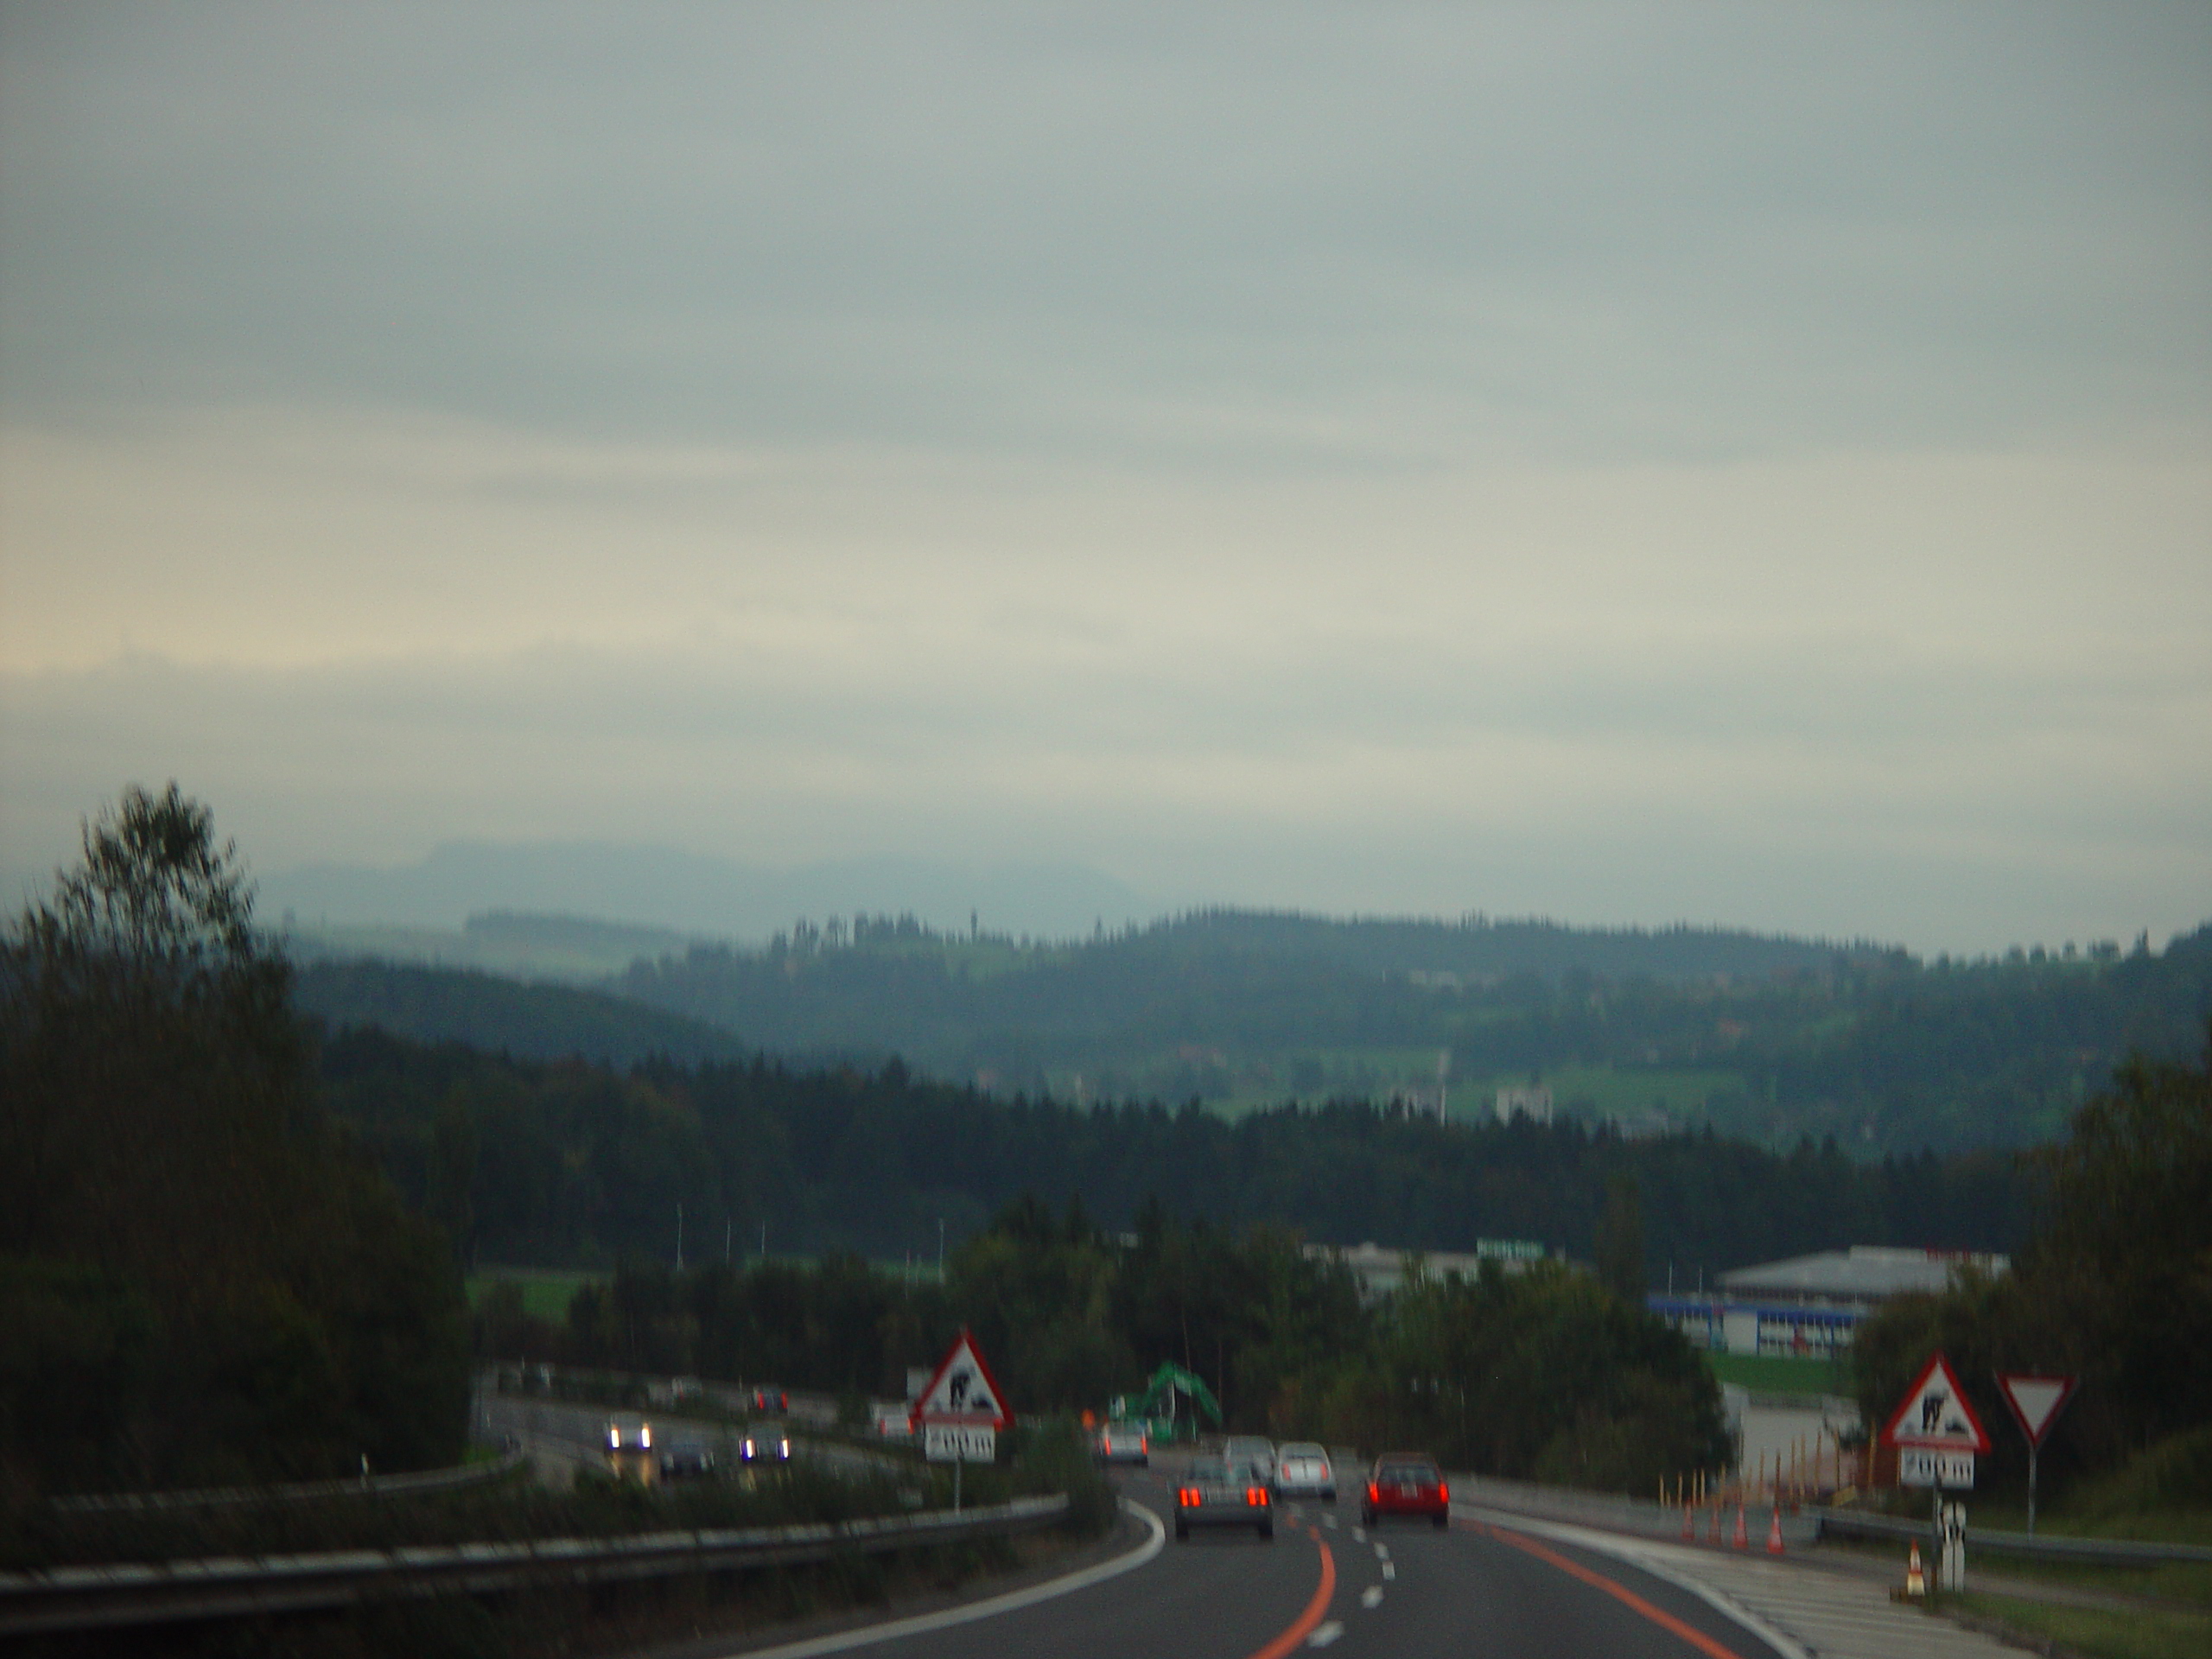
[1178,1504,1274,1531]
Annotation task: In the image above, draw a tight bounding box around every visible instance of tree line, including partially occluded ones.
[327,1024,2032,1277]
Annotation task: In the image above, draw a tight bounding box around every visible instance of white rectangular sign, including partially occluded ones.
[923,1423,996,1463]
[1899,1447,1975,1488]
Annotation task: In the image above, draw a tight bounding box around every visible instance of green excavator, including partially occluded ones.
[1109,1361,1223,1443]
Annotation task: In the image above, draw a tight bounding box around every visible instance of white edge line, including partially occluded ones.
[1455,1503,1815,1659]
[721,1497,1166,1659]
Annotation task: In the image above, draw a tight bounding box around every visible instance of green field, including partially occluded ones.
[467,1269,604,1322]
[1701,1350,1853,1398]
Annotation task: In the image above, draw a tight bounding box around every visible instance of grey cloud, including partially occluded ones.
[4,4,2205,463]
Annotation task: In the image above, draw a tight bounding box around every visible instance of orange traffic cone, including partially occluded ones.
[1904,1541,1926,1598]
[1766,1505,1784,1555]
[1732,1504,1748,1549]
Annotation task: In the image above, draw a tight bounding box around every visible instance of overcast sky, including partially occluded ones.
[3,3,2207,954]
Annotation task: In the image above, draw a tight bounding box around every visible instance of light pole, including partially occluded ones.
[675,1202,683,1272]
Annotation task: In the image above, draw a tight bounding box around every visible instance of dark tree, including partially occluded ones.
[1593,1174,1646,1302]
[0,785,469,1496]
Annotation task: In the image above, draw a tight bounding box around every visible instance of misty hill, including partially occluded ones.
[294,960,750,1068]
[263,840,1149,943]
[286,911,700,983]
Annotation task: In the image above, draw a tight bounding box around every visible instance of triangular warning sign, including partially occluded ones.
[910,1327,1012,1429]
[1997,1373,2077,1447]
[1881,1351,1992,1452]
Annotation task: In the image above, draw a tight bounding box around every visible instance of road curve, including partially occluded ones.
[713,1454,1786,1659]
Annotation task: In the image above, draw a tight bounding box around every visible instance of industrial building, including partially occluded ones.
[1647,1245,2010,1357]
[1305,1238,1554,1303]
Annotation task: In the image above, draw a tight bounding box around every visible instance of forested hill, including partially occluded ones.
[321,1026,2032,1278]
[293,912,2212,1155]
[610,912,2211,1154]
[295,959,752,1067]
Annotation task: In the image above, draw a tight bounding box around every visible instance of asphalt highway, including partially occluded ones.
[741,1452,1788,1659]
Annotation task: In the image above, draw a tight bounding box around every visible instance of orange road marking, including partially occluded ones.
[1243,1522,1337,1659]
[1472,1522,1747,1659]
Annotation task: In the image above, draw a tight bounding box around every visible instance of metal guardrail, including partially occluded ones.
[0,1493,1070,1637]
[1810,1505,2212,1565]
[51,1450,528,1515]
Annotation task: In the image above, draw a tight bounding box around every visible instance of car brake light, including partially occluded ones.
[1179,1487,1198,1506]
[1368,1482,1380,1503]
[1247,1486,1268,1506]
[1438,1482,1449,1503]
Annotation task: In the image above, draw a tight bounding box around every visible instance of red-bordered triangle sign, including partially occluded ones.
[910,1327,1013,1431]
[1880,1351,1992,1452]
[1996,1373,2077,1447]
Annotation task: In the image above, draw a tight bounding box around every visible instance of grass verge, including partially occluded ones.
[1953,1591,2212,1659]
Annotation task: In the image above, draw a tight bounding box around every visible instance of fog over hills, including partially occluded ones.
[263,841,1152,944]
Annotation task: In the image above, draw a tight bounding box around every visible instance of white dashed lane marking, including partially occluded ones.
[1306,1620,1344,1647]
[1359,1586,1384,1610]
[1373,1542,1389,1560]
[1382,1562,1395,1580]
[1322,1514,1338,1529]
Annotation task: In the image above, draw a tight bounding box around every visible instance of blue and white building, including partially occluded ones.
[1649,1245,2009,1358]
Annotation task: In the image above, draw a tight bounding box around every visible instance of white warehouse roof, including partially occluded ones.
[1717,1245,2008,1306]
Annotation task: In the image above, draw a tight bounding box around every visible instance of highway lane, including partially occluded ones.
[727,1452,1788,1659]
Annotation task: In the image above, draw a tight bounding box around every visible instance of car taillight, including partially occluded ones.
[1368,1482,1380,1503]
[1247,1486,1268,1506]
[1179,1487,1198,1506]
[1438,1482,1449,1503]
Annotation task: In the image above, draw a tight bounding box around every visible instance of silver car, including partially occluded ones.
[1222,1435,1276,1489]
[1173,1456,1274,1541]
[1274,1441,1336,1502]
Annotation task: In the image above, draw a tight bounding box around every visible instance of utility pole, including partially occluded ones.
[937,1217,945,1281]
[676,1202,683,1272]
[724,1218,733,1266]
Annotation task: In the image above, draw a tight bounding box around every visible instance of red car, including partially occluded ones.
[749,1385,788,1412]
[1363,1453,1450,1529]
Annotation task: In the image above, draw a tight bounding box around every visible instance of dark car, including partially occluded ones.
[749,1384,789,1412]
[741,1424,792,1463]
[1174,1455,1274,1542]
[1362,1453,1450,1528]
[658,1440,714,1480]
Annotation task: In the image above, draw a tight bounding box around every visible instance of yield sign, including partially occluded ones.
[1997,1373,2078,1447]
[1881,1351,1992,1452]
[910,1327,1013,1431]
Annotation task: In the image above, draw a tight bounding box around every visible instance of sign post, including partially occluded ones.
[910,1326,1013,1514]
[1881,1351,1992,1593]
[1995,1373,2077,1535]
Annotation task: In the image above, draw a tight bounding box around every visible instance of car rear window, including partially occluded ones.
[1377,1461,1440,1481]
